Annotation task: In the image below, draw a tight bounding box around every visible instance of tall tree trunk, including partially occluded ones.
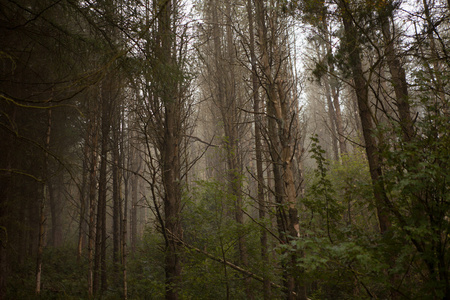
[330,78,347,155]
[122,160,129,300]
[35,185,46,295]
[247,0,270,297]
[0,196,6,299]
[78,134,90,260]
[35,108,51,295]
[254,1,305,298]
[339,0,391,233]
[0,110,13,299]
[208,0,251,294]
[379,12,414,141]
[0,166,9,299]
[324,71,340,160]
[87,98,99,298]
[112,104,121,279]
[48,176,63,247]
[130,150,140,253]
[157,1,183,299]
[323,16,347,156]
[422,0,447,109]
[129,127,141,254]
[208,0,250,293]
[162,107,183,300]
[421,1,450,295]
[94,83,111,295]
[221,1,252,297]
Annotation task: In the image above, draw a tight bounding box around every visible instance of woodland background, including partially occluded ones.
[0,0,449,299]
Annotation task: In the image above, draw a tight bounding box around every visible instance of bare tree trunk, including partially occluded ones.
[222,1,252,298]
[246,0,270,297]
[87,99,99,298]
[0,209,6,299]
[94,83,111,295]
[380,15,414,141]
[112,105,121,277]
[129,126,141,254]
[162,113,183,300]
[323,18,347,156]
[0,116,13,299]
[422,0,447,110]
[78,134,90,260]
[48,176,63,247]
[35,186,46,295]
[122,163,129,300]
[330,78,347,155]
[0,171,8,299]
[120,103,129,299]
[207,0,252,295]
[130,150,140,253]
[35,108,51,295]
[254,1,306,298]
[162,92,183,300]
[324,72,340,160]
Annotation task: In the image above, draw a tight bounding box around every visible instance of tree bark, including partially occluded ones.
[219,1,253,297]
[35,108,51,295]
[156,1,183,299]
[122,162,129,300]
[48,176,63,247]
[422,0,447,109]
[254,1,306,298]
[323,18,347,156]
[247,0,271,297]
[112,103,121,275]
[339,0,391,233]
[324,71,340,160]
[87,97,99,298]
[130,149,140,253]
[93,83,110,295]
[78,133,90,261]
[380,13,414,141]
[330,78,347,155]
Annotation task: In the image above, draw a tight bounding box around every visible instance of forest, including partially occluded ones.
[0,0,449,299]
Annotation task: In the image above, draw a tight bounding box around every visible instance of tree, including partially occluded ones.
[199,0,253,297]
[337,0,392,234]
[254,0,306,298]
[134,1,192,298]
[1,0,449,298]
[0,1,96,297]
[246,0,271,297]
